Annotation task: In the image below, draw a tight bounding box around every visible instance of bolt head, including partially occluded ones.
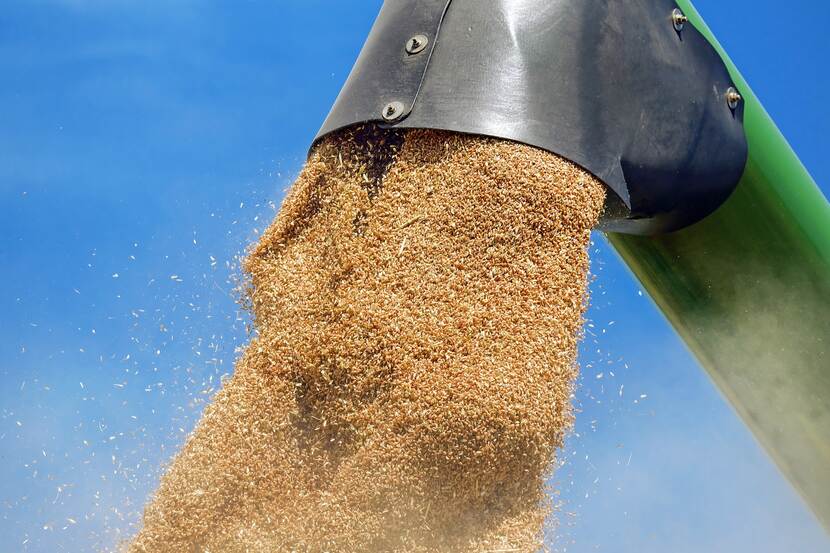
[726,87,743,110]
[382,101,405,122]
[672,8,688,31]
[405,34,429,55]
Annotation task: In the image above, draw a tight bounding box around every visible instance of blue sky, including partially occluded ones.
[0,1,828,552]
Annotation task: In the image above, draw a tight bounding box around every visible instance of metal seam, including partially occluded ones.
[397,0,454,122]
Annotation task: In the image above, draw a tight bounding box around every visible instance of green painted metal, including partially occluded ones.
[608,1,830,530]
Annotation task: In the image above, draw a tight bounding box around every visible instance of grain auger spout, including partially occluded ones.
[315,0,830,532]
[314,0,748,234]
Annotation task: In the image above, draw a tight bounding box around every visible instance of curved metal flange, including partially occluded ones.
[319,0,451,130]
[314,0,749,235]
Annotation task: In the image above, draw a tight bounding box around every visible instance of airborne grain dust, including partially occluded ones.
[128,126,606,552]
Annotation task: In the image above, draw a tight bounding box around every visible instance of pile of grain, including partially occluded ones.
[128,126,606,552]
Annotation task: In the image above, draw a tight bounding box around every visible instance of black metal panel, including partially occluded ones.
[314,0,748,235]
[316,0,451,132]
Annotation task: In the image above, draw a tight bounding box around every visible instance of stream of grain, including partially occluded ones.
[129,126,606,552]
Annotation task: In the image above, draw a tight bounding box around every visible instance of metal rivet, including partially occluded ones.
[726,87,743,110]
[672,8,688,32]
[382,101,405,121]
[405,34,429,55]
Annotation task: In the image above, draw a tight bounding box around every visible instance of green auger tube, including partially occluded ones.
[608,0,830,531]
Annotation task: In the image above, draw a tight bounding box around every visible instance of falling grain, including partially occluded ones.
[129,125,606,552]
